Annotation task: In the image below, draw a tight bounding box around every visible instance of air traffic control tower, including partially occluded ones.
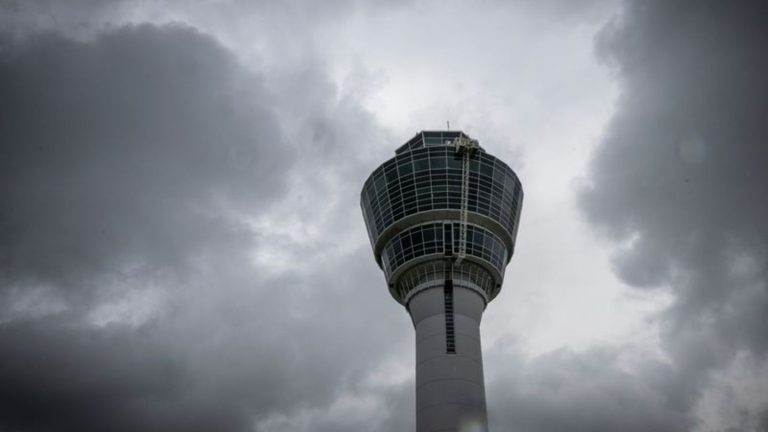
[361,131,523,431]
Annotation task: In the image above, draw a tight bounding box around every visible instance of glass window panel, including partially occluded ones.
[426,235,437,245]
[447,156,462,170]
[398,159,413,176]
[386,168,398,183]
[411,230,422,244]
[414,158,429,172]
[480,161,493,177]
[431,156,446,169]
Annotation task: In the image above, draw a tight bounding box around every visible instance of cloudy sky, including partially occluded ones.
[1,1,766,431]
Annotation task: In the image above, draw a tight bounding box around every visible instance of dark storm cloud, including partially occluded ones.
[0,24,290,430]
[0,0,127,35]
[0,25,290,301]
[0,21,411,432]
[579,0,768,427]
[10,1,767,431]
[0,317,215,431]
[585,0,768,356]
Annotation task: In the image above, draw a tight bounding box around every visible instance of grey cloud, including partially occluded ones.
[0,25,407,431]
[0,23,291,430]
[580,0,768,426]
[487,347,688,432]
[10,1,768,431]
[0,0,127,35]
[0,0,414,41]
[0,317,208,432]
[505,0,617,24]
[0,21,414,432]
[0,24,290,301]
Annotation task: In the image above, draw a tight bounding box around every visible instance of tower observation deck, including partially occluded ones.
[360,131,523,432]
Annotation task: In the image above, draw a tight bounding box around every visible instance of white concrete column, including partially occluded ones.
[408,282,488,432]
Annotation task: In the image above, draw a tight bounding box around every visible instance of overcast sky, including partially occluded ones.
[1,1,766,431]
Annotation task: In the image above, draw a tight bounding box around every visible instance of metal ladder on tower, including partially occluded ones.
[453,136,479,265]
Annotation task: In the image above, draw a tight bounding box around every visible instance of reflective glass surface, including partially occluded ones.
[360,146,523,249]
[360,132,523,303]
[380,222,507,279]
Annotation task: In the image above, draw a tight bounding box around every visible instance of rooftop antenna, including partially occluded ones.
[447,120,450,130]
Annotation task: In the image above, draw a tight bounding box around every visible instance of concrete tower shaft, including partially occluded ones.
[360,131,523,432]
[411,279,487,431]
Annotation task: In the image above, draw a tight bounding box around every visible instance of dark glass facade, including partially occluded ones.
[380,222,507,280]
[360,131,523,303]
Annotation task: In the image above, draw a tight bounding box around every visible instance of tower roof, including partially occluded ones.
[394,130,485,155]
